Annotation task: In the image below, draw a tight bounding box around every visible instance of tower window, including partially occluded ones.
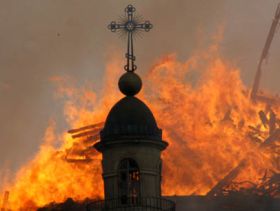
[118,158,140,204]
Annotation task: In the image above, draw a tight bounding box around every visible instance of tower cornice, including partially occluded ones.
[94,139,168,152]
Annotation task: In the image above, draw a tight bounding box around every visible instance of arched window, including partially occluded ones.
[118,158,140,204]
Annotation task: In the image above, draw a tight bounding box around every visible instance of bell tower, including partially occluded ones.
[95,95,167,201]
[92,5,175,211]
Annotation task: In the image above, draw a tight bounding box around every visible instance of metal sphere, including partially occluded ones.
[118,72,142,96]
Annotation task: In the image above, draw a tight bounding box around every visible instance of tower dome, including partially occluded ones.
[100,96,162,142]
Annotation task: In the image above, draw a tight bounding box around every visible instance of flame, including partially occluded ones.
[1,42,280,210]
[146,48,279,195]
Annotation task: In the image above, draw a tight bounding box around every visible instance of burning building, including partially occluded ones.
[1,3,280,211]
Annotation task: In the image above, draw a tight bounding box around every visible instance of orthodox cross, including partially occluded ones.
[108,5,153,72]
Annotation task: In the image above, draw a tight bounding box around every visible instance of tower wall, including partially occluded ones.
[101,142,162,200]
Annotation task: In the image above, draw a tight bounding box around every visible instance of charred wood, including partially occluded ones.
[67,122,103,134]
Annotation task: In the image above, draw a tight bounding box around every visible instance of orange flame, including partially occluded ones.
[1,43,280,210]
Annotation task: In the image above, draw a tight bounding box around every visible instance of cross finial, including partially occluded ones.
[108,5,153,72]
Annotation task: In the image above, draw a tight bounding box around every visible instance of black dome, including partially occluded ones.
[100,96,162,141]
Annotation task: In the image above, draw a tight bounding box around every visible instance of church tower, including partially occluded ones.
[92,5,175,211]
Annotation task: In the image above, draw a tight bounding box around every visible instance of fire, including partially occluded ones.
[1,43,280,209]
[147,50,279,195]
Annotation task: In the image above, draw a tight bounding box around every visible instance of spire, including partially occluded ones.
[108,4,153,96]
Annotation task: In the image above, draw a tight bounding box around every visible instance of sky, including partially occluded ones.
[0,0,280,175]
